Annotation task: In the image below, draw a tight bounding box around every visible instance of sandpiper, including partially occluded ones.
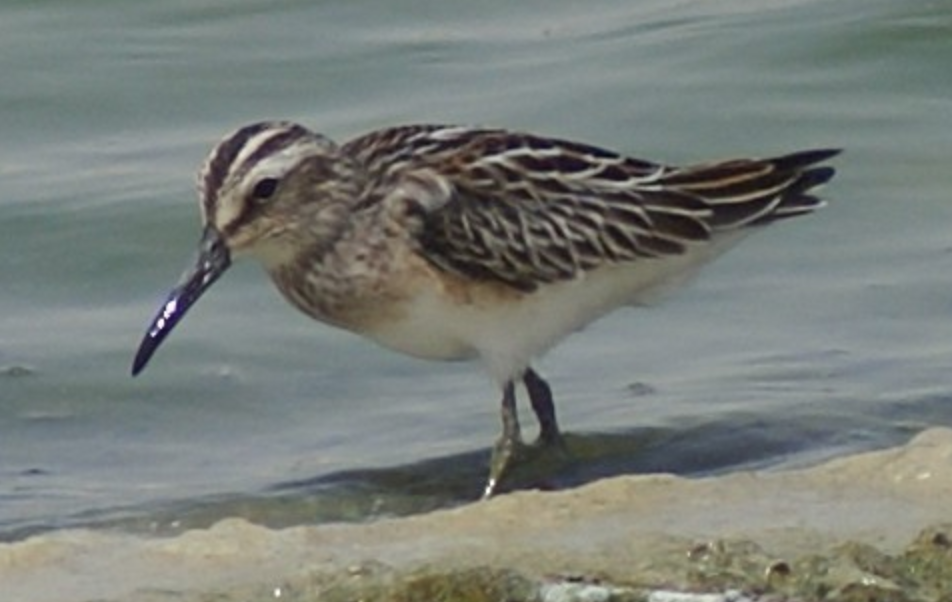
[132,121,838,497]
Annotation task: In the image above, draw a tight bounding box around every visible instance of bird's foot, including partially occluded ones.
[483,430,529,499]
[483,429,572,499]
[534,423,569,456]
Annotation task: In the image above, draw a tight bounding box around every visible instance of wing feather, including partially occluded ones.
[344,126,839,292]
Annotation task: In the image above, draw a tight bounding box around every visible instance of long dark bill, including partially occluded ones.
[131,225,232,376]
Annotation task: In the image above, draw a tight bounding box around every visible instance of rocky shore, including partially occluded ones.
[3,428,952,601]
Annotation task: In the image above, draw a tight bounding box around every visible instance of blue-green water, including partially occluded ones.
[2,0,952,539]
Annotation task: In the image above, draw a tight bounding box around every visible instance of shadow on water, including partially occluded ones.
[3,401,936,543]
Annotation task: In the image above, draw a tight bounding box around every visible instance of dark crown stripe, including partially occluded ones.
[232,123,311,179]
[202,122,273,207]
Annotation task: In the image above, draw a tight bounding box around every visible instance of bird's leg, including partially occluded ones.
[484,380,523,499]
[523,367,564,448]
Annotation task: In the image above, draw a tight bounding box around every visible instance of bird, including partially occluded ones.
[131,121,839,498]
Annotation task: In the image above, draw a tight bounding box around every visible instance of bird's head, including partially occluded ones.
[131,121,356,375]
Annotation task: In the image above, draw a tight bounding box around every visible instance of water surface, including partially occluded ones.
[2,0,952,539]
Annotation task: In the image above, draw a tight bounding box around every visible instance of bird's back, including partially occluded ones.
[343,125,838,294]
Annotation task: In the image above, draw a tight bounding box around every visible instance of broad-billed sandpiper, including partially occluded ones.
[132,122,838,497]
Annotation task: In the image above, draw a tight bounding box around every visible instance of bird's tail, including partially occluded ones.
[660,148,840,231]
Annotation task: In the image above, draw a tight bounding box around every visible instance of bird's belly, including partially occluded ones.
[273,279,480,362]
[372,237,748,380]
[277,232,748,380]
[350,251,706,377]
[362,310,481,362]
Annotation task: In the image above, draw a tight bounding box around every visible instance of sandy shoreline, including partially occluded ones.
[3,428,952,601]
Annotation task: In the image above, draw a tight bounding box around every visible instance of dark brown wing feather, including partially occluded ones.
[344,126,839,292]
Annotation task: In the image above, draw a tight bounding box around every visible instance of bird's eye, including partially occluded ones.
[251,177,279,200]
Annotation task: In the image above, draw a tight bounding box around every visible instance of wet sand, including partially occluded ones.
[3,428,952,601]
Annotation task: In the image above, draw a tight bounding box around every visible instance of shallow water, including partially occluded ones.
[2,0,952,540]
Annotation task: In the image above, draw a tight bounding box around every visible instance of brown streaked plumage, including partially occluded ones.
[132,121,839,497]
